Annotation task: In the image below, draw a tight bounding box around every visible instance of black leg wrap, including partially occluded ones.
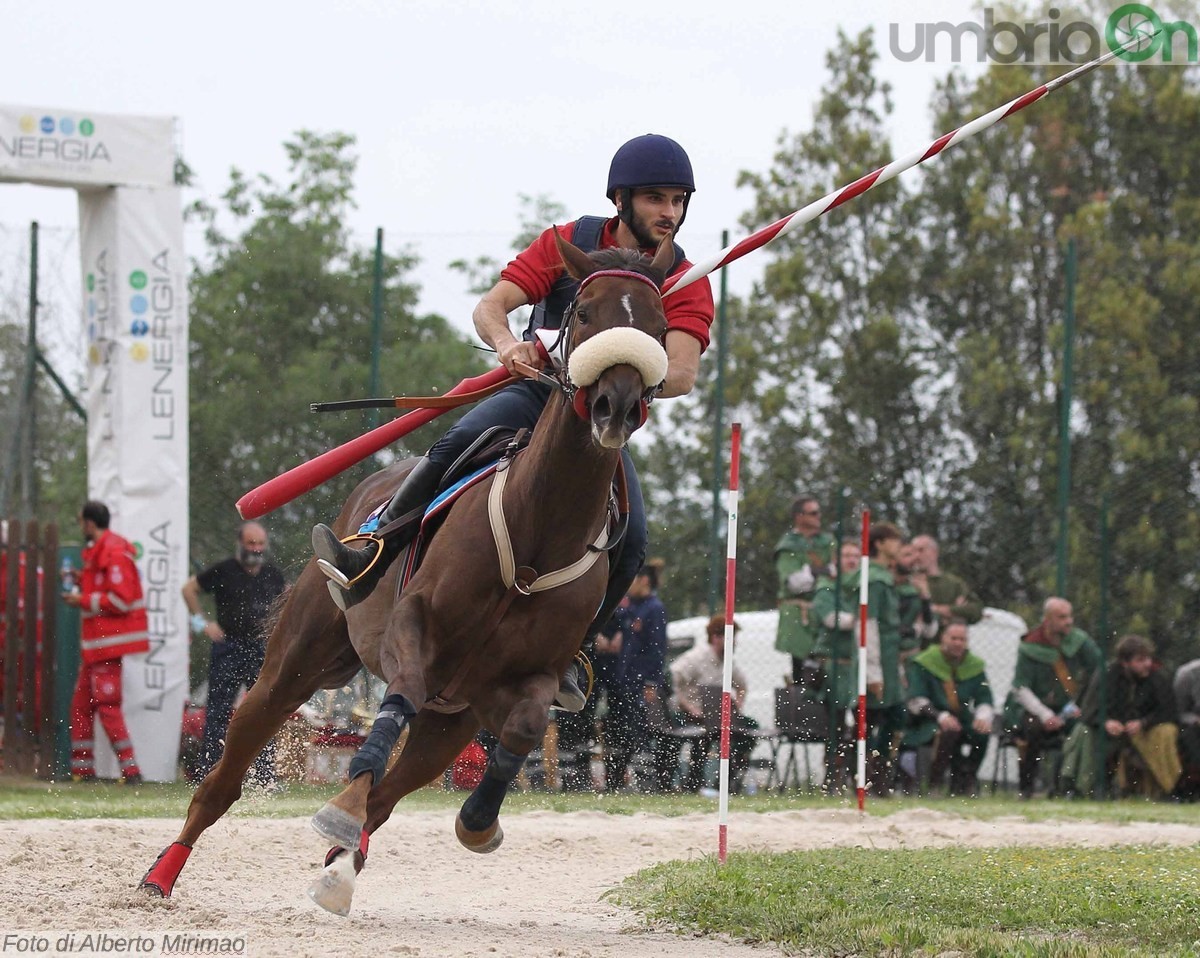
[348,693,417,785]
[459,744,526,832]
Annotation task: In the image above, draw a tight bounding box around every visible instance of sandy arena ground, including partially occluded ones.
[2,808,1199,957]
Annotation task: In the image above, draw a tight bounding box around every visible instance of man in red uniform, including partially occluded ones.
[312,134,714,712]
[63,500,149,783]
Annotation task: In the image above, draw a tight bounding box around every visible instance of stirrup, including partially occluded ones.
[313,530,384,590]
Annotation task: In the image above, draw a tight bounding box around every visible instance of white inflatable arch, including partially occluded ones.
[1,104,188,781]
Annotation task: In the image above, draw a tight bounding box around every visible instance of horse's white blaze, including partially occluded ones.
[307,849,358,916]
[621,292,635,324]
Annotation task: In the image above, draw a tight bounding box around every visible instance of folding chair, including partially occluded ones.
[770,685,830,792]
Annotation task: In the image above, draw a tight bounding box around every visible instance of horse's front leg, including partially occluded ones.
[309,708,480,916]
[456,676,556,853]
[312,595,427,850]
[142,565,353,899]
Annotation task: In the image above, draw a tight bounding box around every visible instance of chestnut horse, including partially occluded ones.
[140,232,674,914]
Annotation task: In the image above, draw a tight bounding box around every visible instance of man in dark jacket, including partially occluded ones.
[604,565,668,791]
[182,521,287,781]
[1077,634,1180,798]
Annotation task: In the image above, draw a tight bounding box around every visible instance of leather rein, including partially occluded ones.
[396,267,665,418]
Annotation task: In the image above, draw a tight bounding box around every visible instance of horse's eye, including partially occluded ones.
[575,307,588,324]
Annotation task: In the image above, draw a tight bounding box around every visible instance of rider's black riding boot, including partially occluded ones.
[555,658,588,713]
[312,457,444,612]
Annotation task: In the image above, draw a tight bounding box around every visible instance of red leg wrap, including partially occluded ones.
[140,842,192,898]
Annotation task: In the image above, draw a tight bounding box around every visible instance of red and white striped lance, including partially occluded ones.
[662,32,1151,299]
[718,422,742,865]
[857,510,870,812]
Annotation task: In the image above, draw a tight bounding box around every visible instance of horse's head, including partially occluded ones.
[554,232,672,449]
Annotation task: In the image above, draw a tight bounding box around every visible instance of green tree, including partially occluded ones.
[0,317,86,532]
[643,23,1200,668]
[1061,66,1200,662]
[186,131,486,573]
[448,192,567,296]
[915,55,1200,659]
[643,28,936,615]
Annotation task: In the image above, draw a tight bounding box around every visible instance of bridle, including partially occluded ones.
[545,268,666,425]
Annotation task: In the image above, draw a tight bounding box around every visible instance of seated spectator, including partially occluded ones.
[1002,597,1102,798]
[1175,657,1200,800]
[1061,635,1180,799]
[669,615,758,793]
[900,617,995,795]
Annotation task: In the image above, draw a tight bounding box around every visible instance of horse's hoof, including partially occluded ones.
[139,881,165,898]
[307,847,357,917]
[311,802,365,851]
[455,815,504,854]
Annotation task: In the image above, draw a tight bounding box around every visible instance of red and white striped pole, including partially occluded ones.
[718,422,742,864]
[856,510,870,812]
[662,30,1153,300]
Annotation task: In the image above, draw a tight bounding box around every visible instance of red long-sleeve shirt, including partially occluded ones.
[500,217,715,351]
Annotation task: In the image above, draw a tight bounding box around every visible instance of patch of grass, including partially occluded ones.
[609,845,1200,957]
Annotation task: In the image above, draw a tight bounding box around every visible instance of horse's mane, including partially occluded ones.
[586,247,666,287]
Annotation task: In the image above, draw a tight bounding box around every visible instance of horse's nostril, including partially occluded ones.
[592,394,612,423]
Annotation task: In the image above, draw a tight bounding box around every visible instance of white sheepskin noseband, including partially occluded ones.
[567,327,669,389]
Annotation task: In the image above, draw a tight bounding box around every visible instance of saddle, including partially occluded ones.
[363,426,624,593]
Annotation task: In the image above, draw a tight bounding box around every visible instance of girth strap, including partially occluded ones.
[489,462,608,593]
[426,451,612,711]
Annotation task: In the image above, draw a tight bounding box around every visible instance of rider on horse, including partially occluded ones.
[311,134,715,711]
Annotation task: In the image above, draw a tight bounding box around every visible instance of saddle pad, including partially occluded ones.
[398,461,502,590]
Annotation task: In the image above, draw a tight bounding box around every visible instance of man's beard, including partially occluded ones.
[239,547,266,569]
[629,212,670,249]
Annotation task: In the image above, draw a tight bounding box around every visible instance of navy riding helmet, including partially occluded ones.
[607,134,696,232]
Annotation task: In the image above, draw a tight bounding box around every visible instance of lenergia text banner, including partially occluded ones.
[0,104,176,189]
[79,186,189,781]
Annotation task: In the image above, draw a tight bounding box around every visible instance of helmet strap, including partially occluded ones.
[616,188,635,233]
[676,192,691,232]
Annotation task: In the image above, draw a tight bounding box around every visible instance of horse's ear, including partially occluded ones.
[554,229,596,281]
[649,233,674,285]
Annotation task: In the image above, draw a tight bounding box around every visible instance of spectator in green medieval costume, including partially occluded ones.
[901,617,995,795]
[1003,597,1102,798]
[864,522,905,796]
[910,535,983,643]
[773,495,835,683]
[811,539,862,791]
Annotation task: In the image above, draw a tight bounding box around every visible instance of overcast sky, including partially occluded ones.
[2,0,989,379]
